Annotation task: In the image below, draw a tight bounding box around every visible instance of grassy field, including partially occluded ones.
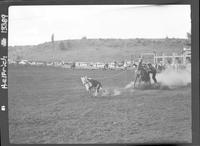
[8,65,191,144]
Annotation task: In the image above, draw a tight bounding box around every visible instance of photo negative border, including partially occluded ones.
[0,0,199,146]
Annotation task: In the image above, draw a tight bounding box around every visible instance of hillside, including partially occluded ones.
[8,38,188,62]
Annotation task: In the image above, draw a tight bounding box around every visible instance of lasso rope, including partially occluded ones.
[92,70,133,80]
[66,68,136,81]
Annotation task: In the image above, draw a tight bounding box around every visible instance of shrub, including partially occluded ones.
[59,42,65,50]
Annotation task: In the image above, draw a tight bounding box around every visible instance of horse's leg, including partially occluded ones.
[88,86,93,96]
[88,89,91,95]
[147,75,151,87]
[94,88,98,96]
[138,77,141,88]
[148,73,151,85]
[89,86,93,92]
[147,81,151,88]
[96,84,101,96]
[152,73,157,84]
[146,79,151,88]
[134,76,138,88]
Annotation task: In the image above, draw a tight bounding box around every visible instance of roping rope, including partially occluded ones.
[90,70,133,80]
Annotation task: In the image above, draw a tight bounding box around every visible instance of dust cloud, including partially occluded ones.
[100,82,135,97]
[157,65,191,87]
[99,65,191,97]
[125,81,135,89]
[101,88,123,96]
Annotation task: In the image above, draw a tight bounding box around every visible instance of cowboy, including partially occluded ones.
[136,58,148,76]
[134,58,150,87]
[137,58,143,71]
[147,63,157,83]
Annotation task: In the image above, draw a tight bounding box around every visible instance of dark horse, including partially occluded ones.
[134,67,151,88]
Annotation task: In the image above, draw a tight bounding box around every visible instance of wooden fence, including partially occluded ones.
[141,52,191,65]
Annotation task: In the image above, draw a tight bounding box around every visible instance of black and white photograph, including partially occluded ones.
[8,5,191,144]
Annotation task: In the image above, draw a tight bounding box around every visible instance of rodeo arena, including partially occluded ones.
[8,47,191,97]
[8,47,192,144]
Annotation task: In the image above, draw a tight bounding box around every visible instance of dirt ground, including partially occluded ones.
[8,65,191,144]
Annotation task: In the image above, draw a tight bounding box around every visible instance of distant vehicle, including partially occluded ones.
[54,62,63,67]
[108,62,116,69]
[35,62,45,66]
[96,62,105,69]
[115,66,126,70]
[46,62,53,66]
[61,62,73,69]
[124,61,132,68]
[18,60,28,65]
[75,62,89,69]
[118,62,124,67]
[28,61,36,65]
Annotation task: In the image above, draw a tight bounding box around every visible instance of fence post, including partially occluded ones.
[154,53,157,64]
[162,53,165,65]
[183,54,186,65]
[172,52,175,65]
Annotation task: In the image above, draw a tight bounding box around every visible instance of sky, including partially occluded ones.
[8,5,191,46]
